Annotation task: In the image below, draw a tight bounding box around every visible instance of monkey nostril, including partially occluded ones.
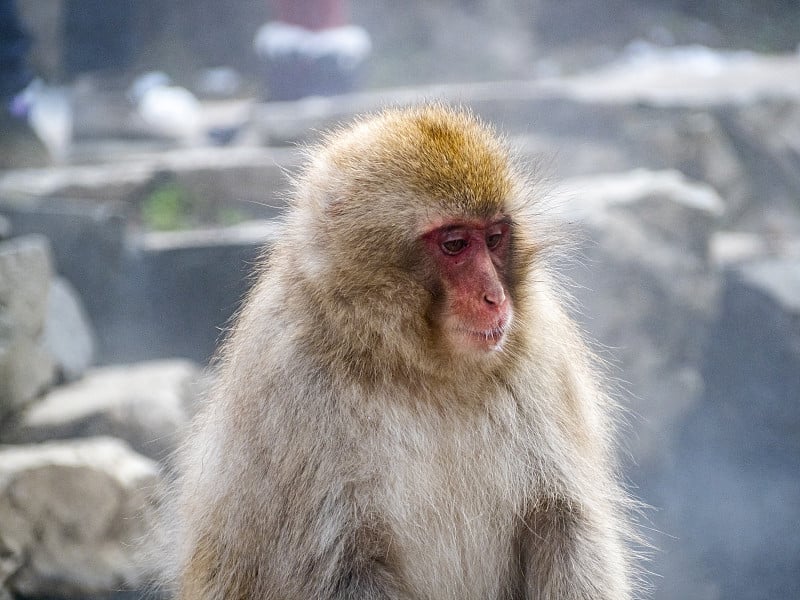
[484,288,506,306]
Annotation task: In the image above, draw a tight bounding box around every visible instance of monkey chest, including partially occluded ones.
[370,413,525,600]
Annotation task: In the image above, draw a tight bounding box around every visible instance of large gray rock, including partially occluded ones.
[0,533,22,600]
[0,235,57,419]
[554,170,727,599]
[109,221,277,365]
[560,169,800,599]
[0,437,158,599]
[1,360,200,462]
[551,47,800,106]
[0,146,297,219]
[675,256,800,600]
[560,170,724,464]
[251,53,800,235]
[43,277,97,382]
[0,197,128,365]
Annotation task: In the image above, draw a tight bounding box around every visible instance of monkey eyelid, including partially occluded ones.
[440,237,469,255]
[486,232,503,250]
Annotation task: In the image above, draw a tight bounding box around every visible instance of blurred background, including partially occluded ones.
[0,1,798,599]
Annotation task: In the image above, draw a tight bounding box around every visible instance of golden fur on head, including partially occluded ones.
[320,104,515,216]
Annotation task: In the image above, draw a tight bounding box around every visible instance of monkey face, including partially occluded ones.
[421,215,514,355]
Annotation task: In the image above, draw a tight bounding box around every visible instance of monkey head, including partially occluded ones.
[286,105,539,379]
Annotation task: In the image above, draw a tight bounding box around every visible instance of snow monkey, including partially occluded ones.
[171,105,641,599]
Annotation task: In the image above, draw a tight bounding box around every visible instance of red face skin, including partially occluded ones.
[422,217,513,354]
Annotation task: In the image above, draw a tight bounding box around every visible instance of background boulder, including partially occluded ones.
[1,360,200,462]
[0,437,159,599]
[0,235,57,420]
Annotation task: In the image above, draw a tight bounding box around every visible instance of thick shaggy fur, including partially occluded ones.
[170,105,640,599]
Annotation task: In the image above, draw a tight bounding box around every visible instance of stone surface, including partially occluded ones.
[677,257,800,600]
[43,277,97,382]
[551,47,800,106]
[251,61,800,236]
[554,171,728,599]
[0,235,57,419]
[0,235,52,338]
[107,222,277,365]
[556,169,725,256]
[1,360,200,462]
[0,146,297,219]
[0,437,158,599]
[0,533,22,600]
[0,197,127,366]
[561,170,724,463]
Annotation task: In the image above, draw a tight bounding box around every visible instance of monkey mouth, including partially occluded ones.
[455,322,510,351]
[471,327,506,342]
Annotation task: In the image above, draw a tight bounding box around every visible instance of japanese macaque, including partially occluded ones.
[170,105,641,599]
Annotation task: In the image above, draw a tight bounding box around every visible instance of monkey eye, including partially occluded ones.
[486,232,503,250]
[441,238,468,255]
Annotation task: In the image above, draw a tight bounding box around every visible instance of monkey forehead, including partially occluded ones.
[321,105,516,216]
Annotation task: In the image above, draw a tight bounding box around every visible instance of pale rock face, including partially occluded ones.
[0,235,57,418]
[42,276,97,382]
[0,437,159,598]
[1,359,201,462]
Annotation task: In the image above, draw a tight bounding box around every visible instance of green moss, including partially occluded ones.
[142,183,189,231]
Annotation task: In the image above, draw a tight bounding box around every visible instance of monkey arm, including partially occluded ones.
[518,493,633,600]
[320,516,411,600]
[177,461,410,600]
[175,381,411,600]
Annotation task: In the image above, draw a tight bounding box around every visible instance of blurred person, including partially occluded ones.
[0,0,49,168]
[254,0,371,101]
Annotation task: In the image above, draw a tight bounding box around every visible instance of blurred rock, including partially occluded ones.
[0,197,127,366]
[0,533,22,600]
[557,169,724,256]
[43,277,96,382]
[555,46,800,105]
[111,222,277,365]
[556,169,728,599]
[250,55,800,236]
[1,360,200,462]
[0,146,297,217]
[670,256,800,600]
[0,437,158,599]
[0,236,52,337]
[0,235,57,420]
[560,170,724,470]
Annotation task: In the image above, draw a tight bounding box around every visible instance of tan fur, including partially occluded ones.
[170,105,641,599]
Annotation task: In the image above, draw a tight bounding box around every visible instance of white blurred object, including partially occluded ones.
[620,41,755,75]
[254,22,371,69]
[18,79,73,163]
[129,71,202,140]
